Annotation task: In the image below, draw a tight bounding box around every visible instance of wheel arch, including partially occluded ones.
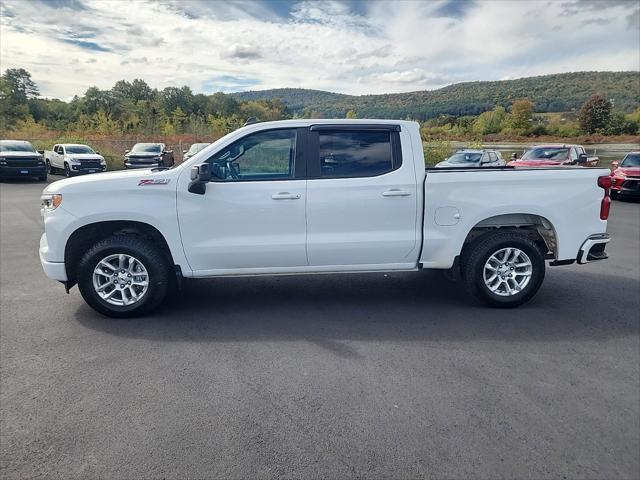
[64,220,175,285]
[461,213,558,260]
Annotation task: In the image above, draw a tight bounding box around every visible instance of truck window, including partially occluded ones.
[210,129,296,181]
[569,148,578,161]
[318,130,394,178]
[489,152,497,162]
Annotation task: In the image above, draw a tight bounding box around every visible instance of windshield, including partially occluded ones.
[131,143,161,153]
[65,145,95,154]
[0,141,36,153]
[621,153,640,167]
[446,152,482,164]
[188,143,210,154]
[521,147,569,161]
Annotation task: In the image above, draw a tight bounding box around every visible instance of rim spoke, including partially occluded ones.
[93,253,148,306]
[484,247,532,297]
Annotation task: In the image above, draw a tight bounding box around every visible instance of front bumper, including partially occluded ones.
[577,233,610,264]
[125,162,160,169]
[612,178,640,197]
[0,165,46,178]
[39,233,68,281]
[69,164,106,174]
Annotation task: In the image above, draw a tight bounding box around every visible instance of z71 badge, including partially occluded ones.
[138,179,171,186]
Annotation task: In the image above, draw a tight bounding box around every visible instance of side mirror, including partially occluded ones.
[611,160,620,169]
[576,153,588,164]
[511,152,518,160]
[124,149,130,154]
[37,150,44,154]
[182,150,188,154]
[188,163,212,194]
[95,151,100,155]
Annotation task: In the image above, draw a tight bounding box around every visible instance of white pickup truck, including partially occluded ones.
[43,144,106,177]
[39,120,613,317]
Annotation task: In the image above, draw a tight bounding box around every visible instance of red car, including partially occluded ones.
[610,151,640,199]
[508,144,599,167]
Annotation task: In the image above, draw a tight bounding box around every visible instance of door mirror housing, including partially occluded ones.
[576,153,588,164]
[124,149,130,154]
[511,152,518,160]
[188,163,212,194]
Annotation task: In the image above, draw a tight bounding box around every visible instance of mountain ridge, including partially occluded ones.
[231,71,640,120]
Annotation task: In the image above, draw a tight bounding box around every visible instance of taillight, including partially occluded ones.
[598,175,612,220]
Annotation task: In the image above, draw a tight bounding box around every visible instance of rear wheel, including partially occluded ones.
[77,235,170,317]
[462,231,545,308]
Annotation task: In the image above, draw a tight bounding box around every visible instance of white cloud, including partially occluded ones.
[0,0,637,99]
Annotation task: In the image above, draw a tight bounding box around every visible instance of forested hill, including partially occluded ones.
[232,71,639,120]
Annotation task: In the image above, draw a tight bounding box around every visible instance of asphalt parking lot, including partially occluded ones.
[1,176,639,479]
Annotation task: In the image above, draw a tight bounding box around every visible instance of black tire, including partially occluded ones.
[64,163,71,177]
[610,190,618,200]
[46,160,52,174]
[461,231,545,308]
[77,235,170,318]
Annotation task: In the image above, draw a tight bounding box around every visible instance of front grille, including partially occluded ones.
[3,157,42,167]
[621,179,640,190]
[79,160,102,169]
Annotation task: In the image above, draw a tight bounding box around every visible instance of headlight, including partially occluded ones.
[41,194,63,212]
[0,160,6,166]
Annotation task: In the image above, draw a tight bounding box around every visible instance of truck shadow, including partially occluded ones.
[75,269,640,354]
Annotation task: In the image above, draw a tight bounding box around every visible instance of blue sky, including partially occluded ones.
[0,0,638,99]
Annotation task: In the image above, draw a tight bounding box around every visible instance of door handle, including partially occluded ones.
[271,192,301,200]
[382,189,411,197]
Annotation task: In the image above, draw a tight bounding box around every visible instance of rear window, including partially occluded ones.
[447,152,482,164]
[318,131,394,178]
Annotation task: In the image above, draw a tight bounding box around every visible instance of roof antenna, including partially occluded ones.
[244,117,259,126]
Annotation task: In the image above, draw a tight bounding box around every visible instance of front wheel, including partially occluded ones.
[64,163,71,177]
[77,235,170,317]
[46,160,52,174]
[610,190,618,200]
[462,231,545,308]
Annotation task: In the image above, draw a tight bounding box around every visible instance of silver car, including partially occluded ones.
[183,143,211,160]
[436,149,505,168]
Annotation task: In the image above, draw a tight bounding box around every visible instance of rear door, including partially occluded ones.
[305,125,419,268]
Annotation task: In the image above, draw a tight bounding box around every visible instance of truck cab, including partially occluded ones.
[45,144,106,177]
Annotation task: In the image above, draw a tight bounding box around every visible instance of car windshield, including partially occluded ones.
[131,143,161,153]
[65,145,95,154]
[0,141,36,153]
[446,152,482,164]
[521,147,569,161]
[621,153,640,167]
[188,143,210,154]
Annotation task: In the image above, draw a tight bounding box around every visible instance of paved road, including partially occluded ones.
[1,177,639,479]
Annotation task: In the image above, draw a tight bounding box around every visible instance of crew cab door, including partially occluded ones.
[177,128,308,274]
[305,125,418,268]
[51,145,63,167]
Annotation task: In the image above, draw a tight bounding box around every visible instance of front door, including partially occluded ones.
[305,126,419,268]
[177,128,308,274]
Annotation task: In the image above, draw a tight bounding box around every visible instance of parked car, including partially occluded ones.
[0,140,47,181]
[183,143,211,161]
[508,144,599,167]
[124,143,174,169]
[43,143,106,177]
[435,149,505,168]
[39,119,612,317]
[610,151,640,199]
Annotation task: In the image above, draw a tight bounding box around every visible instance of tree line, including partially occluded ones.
[0,68,638,141]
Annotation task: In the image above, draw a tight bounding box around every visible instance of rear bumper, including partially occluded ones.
[0,165,46,178]
[39,234,68,281]
[577,233,610,264]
